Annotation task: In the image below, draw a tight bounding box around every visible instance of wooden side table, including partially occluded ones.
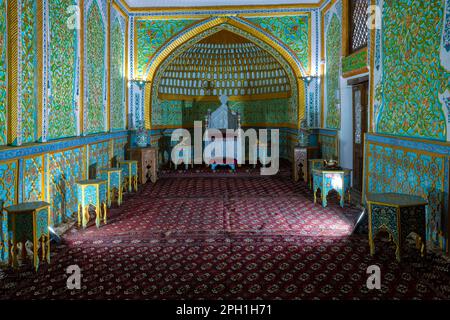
[98,168,123,207]
[292,146,320,183]
[128,147,158,184]
[118,160,138,193]
[4,201,51,271]
[366,193,428,262]
[76,180,107,229]
[312,168,352,208]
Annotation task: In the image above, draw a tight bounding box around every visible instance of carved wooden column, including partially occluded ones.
[293,146,319,183]
[128,147,158,184]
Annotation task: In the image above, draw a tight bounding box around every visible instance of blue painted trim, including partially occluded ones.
[366,133,450,156]
[0,131,130,162]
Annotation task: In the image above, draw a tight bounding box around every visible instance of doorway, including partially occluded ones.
[351,81,368,193]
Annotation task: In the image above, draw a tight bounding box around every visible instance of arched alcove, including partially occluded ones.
[141,16,307,130]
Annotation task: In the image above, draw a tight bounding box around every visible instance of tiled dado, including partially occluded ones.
[364,133,450,253]
[0,132,130,263]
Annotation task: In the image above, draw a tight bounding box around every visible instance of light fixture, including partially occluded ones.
[300,76,316,85]
[129,79,151,90]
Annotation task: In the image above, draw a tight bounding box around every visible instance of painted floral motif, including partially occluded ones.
[48,0,78,140]
[110,20,125,131]
[86,3,106,134]
[248,15,309,71]
[377,0,450,140]
[136,19,198,77]
[0,0,7,145]
[444,0,450,52]
[23,156,43,201]
[20,0,38,143]
[113,137,128,163]
[49,147,85,225]
[325,15,341,129]
[342,49,367,74]
[89,141,110,171]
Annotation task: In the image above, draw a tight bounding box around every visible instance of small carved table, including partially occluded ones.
[4,201,51,271]
[118,160,138,193]
[366,193,428,262]
[312,168,352,208]
[98,168,123,207]
[293,146,320,183]
[76,179,108,229]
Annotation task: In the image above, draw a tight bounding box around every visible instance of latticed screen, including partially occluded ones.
[350,0,369,52]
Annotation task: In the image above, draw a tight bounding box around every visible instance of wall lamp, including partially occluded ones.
[129,79,151,90]
[300,76,317,85]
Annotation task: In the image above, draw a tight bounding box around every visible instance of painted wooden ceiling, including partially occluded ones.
[124,0,320,8]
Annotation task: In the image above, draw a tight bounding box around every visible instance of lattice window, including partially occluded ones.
[350,0,369,53]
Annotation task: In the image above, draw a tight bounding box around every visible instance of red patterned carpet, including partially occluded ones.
[1,166,449,300]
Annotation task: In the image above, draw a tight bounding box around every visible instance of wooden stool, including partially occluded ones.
[4,201,51,271]
[76,179,107,229]
[312,168,352,208]
[366,193,428,262]
[98,168,123,207]
[118,160,138,193]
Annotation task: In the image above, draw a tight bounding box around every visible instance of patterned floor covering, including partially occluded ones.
[1,166,449,300]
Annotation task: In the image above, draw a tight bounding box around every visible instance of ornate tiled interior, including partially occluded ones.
[0,0,449,301]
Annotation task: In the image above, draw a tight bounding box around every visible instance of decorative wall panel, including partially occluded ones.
[48,147,86,225]
[375,0,450,141]
[19,0,38,144]
[88,140,111,172]
[23,155,44,202]
[47,0,78,140]
[152,98,295,128]
[342,48,367,75]
[110,17,126,131]
[113,136,128,163]
[318,133,339,160]
[248,15,310,71]
[135,19,199,77]
[0,0,7,145]
[325,13,341,129]
[85,1,106,134]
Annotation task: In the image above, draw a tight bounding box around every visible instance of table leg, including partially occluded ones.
[368,204,375,256]
[118,187,123,206]
[83,206,89,229]
[395,244,401,262]
[77,204,82,227]
[33,240,39,272]
[107,187,112,208]
[134,176,138,192]
[41,237,45,261]
[46,234,50,264]
[103,202,107,224]
[322,191,327,208]
[95,205,101,228]
[417,235,426,258]
[339,190,345,208]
